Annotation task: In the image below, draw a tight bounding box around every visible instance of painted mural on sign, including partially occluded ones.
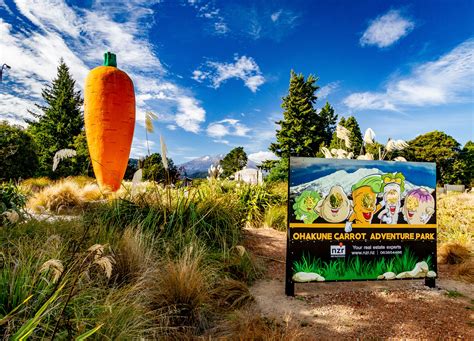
[286,157,437,296]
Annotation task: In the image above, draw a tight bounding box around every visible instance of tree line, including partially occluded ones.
[1,62,472,187]
[262,70,473,186]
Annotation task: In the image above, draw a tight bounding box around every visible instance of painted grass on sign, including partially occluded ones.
[293,248,432,281]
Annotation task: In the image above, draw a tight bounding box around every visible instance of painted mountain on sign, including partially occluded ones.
[290,168,434,197]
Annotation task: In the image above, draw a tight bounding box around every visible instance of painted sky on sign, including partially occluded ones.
[290,158,436,188]
[0,0,473,164]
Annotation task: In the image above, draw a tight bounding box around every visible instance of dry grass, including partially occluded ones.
[20,177,53,193]
[438,242,471,265]
[148,244,212,332]
[437,192,474,248]
[211,278,254,309]
[214,308,306,340]
[27,180,82,213]
[26,179,105,213]
[112,227,155,285]
[453,259,474,283]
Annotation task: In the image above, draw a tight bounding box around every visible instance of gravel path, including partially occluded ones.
[244,227,474,339]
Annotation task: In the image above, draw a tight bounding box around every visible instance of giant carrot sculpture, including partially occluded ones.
[84,52,135,191]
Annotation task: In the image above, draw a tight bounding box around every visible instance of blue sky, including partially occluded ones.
[0,0,473,164]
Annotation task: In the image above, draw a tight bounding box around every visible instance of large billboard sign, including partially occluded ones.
[285,157,437,296]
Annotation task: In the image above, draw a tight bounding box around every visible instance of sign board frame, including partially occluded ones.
[285,157,437,296]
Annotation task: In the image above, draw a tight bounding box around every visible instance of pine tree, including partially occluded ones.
[268,71,337,179]
[27,59,84,177]
[220,147,248,178]
[329,115,363,156]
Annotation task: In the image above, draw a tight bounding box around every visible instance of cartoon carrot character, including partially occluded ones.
[84,52,136,191]
[345,175,383,232]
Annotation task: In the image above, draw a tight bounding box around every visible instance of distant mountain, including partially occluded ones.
[179,154,257,177]
[290,168,434,197]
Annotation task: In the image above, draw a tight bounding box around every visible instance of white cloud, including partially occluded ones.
[130,137,155,158]
[344,39,474,111]
[192,55,265,92]
[166,124,177,131]
[360,10,414,48]
[271,10,282,22]
[192,70,206,82]
[206,119,250,138]
[190,1,229,35]
[214,22,229,34]
[207,123,229,138]
[318,82,339,99]
[0,0,206,133]
[248,151,278,164]
[175,96,206,133]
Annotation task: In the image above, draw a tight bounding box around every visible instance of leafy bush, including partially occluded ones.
[0,181,26,214]
[0,121,39,181]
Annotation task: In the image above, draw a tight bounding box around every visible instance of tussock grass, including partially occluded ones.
[26,180,106,214]
[27,181,82,214]
[20,177,53,194]
[148,244,212,333]
[438,242,471,265]
[454,259,474,283]
[2,179,291,338]
[214,308,305,340]
[111,227,155,285]
[211,278,254,309]
[85,187,244,252]
[264,204,287,231]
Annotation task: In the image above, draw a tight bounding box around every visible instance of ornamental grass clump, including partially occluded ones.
[214,308,305,340]
[438,242,471,265]
[20,177,53,194]
[148,244,212,333]
[27,180,82,214]
[26,179,106,214]
[454,259,474,283]
[111,227,156,285]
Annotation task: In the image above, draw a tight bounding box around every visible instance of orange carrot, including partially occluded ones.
[84,52,135,191]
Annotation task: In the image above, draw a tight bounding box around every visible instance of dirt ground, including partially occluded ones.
[244,227,474,339]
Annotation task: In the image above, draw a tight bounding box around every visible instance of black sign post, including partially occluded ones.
[285,157,437,296]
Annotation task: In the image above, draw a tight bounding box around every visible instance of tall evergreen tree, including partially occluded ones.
[220,147,248,178]
[268,71,337,179]
[329,115,363,155]
[27,59,84,177]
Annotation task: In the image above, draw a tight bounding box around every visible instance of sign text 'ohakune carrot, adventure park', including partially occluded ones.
[285,158,437,296]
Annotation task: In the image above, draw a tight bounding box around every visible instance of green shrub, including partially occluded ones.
[0,181,26,218]
[0,121,39,181]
